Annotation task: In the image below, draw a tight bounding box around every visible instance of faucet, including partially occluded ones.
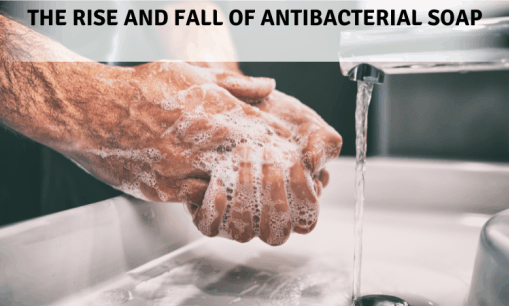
[339,17,509,84]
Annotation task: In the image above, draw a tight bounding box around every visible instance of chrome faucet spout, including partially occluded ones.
[346,64,385,84]
[339,17,509,77]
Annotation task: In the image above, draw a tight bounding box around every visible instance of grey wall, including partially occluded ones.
[377,71,509,162]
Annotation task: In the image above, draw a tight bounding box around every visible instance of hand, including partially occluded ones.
[187,62,341,195]
[56,61,338,246]
[253,90,342,196]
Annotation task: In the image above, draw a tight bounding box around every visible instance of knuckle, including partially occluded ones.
[313,178,323,197]
[326,132,343,160]
[294,220,318,234]
[318,169,330,188]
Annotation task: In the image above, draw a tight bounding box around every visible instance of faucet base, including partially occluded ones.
[347,64,385,84]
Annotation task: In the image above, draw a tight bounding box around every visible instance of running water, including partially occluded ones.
[352,81,374,302]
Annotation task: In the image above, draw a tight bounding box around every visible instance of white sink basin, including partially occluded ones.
[1,158,508,306]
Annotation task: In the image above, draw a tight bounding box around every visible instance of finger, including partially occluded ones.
[313,178,323,197]
[259,148,292,246]
[317,169,330,188]
[139,181,162,202]
[214,71,276,103]
[256,90,325,125]
[176,178,209,213]
[253,90,342,173]
[192,175,226,238]
[185,63,276,102]
[179,116,230,150]
[287,159,319,234]
[302,128,342,174]
[237,103,292,140]
[229,145,256,243]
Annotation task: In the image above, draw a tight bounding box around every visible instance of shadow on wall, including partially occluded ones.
[0,127,123,227]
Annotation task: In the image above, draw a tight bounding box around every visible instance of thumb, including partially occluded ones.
[187,63,276,103]
[215,71,276,103]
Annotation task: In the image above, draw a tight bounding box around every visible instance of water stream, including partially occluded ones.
[352,81,375,301]
[351,82,438,306]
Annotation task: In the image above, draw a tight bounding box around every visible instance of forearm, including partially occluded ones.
[0,14,88,62]
[0,15,135,152]
[1,62,110,150]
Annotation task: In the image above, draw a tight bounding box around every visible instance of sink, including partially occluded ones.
[1,157,508,306]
